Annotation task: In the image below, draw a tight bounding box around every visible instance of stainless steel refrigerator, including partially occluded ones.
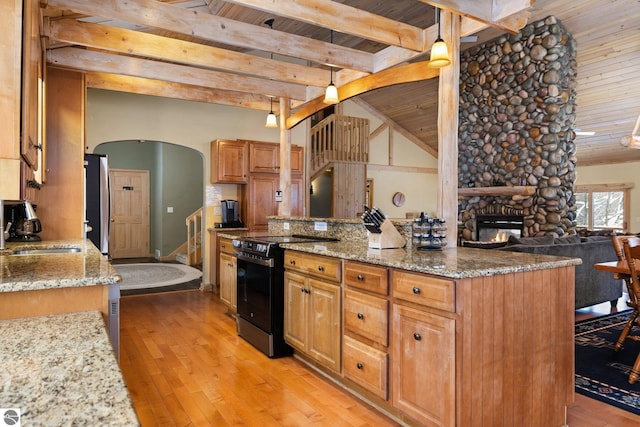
[84,153,110,254]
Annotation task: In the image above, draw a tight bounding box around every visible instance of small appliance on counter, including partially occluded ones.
[215,199,244,228]
[5,200,42,242]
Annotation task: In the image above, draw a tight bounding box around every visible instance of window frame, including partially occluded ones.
[574,183,633,233]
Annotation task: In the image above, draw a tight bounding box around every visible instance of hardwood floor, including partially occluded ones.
[119,290,640,426]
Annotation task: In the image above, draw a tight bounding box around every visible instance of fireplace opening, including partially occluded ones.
[475,215,524,242]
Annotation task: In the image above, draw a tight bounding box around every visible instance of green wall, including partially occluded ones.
[94,140,203,257]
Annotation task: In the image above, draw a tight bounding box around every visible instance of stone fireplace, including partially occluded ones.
[458,16,578,241]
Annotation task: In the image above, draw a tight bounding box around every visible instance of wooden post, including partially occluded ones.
[436,11,461,246]
[278,97,292,216]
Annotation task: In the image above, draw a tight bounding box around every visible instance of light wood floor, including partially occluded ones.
[119,290,640,427]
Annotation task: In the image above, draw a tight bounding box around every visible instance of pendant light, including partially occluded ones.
[323,30,339,105]
[265,97,278,128]
[428,8,451,68]
[264,19,279,128]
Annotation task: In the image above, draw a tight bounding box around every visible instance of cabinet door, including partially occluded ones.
[247,174,278,230]
[284,272,308,351]
[392,304,455,427]
[249,142,279,173]
[308,278,341,373]
[212,140,248,183]
[219,252,237,311]
[291,146,304,175]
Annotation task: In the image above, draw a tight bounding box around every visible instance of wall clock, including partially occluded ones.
[392,192,405,207]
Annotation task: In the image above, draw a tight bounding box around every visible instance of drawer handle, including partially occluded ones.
[357,313,364,319]
[357,274,364,281]
[318,265,324,272]
[413,333,422,341]
[289,259,296,265]
[227,263,233,267]
[412,287,421,295]
[356,363,363,370]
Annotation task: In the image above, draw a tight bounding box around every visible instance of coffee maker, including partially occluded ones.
[215,199,244,228]
[6,201,42,242]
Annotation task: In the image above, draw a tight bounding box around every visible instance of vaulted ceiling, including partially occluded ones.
[40,0,640,166]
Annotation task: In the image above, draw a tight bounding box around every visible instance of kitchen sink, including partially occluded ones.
[11,247,82,255]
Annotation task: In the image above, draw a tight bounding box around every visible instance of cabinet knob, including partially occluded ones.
[318,265,324,272]
[413,333,422,341]
[227,263,233,267]
[356,363,363,370]
[412,287,421,295]
[290,259,296,265]
[301,288,305,294]
[357,313,364,320]
[357,274,364,281]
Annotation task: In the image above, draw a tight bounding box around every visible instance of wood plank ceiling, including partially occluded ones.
[40,0,640,166]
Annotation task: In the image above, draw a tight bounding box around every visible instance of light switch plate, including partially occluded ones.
[167,207,173,213]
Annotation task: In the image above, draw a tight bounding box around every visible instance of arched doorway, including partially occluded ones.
[93,140,204,262]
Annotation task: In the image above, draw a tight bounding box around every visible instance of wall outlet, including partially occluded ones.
[284,222,290,230]
[314,221,328,231]
[167,206,174,213]
[155,249,161,259]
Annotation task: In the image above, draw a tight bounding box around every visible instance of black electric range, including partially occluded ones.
[233,234,338,357]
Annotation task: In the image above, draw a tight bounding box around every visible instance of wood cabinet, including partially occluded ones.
[21,0,43,169]
[245,174,303,231]
[284,251,342,373]
[247,141,303,175]
[218,237,237,311]
[391,303,455,427]
[211,139,248,183]
[342,261,390,400]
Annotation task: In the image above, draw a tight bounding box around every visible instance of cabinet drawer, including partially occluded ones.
[343,335,388,400]
[344,289,388,346]
[344,261,388,295]
[392,270,455,312]
[284,251,341,283]
[218,237,236,255]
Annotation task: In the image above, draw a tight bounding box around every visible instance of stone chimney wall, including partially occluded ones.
[458,16,578,240]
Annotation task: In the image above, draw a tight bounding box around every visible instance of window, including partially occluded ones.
[575,183,632,232]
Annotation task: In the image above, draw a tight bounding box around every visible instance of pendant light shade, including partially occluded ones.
[323,71,339,105]
[323,30,340,105]
[428,8,451,68]
[265,97,278,128]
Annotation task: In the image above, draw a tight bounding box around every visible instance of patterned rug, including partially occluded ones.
[114,263,202,292]
[575,310,640,414]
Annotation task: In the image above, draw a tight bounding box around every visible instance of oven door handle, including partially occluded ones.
[236,252,274,268]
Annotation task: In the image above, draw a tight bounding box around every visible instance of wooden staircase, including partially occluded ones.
[177,207,203,266]
[310,114,369,178]
[310,114,370,218]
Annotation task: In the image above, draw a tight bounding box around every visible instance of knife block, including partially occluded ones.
[368,219,406,249]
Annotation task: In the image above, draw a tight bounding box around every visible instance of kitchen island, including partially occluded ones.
[281,240,579,427]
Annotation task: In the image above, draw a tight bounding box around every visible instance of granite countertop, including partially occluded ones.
[0,310,139,426]
[0,239,121,293]
[279,240,581,279]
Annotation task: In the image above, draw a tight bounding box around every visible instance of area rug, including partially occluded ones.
[114,263,202,295]
[575,310,640,414]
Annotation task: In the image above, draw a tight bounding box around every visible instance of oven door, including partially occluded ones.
[236,253,274,333]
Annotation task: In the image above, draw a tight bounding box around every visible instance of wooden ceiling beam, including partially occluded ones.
[44,0,375,72]
[224,0,425,52]
[48,47,308,100]
[85,72,272,110]
[287,61,439,129]
[45,18,330,88]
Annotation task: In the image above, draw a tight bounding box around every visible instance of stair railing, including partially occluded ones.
[310,114,369,177]
[185,207,203,266]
